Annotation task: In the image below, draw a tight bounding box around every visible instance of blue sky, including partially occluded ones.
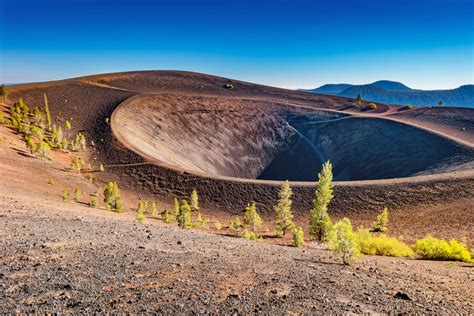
[1,0,473,89]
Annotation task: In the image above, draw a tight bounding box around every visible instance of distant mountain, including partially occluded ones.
[300,80,474,107]
[370,80,412,92]
[309,83,353,94]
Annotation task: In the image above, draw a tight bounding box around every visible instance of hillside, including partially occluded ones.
[1,69,472,228]
[1,70,474,313]
[302,81,474,107]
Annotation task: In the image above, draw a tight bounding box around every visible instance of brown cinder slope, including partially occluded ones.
[6,70,474,216]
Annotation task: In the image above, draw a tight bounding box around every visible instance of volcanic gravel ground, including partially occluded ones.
[1,194,473,314]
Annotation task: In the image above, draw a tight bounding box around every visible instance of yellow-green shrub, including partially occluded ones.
[368,103,377,110]
[356,228,413,257]
[213,219,223,231]
[229,216,244,234]
[413,235,472,263]
[193,212,209,229]
[292,227,305,247]
[164,211,174,224]
[241,229,261,241]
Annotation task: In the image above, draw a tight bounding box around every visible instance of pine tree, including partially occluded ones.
[12,100,19,115]
[79,133,86,150]
[89,196,99,208]
[292,227,305,247]
[136,201,146,222]
[309,161,334,242]
[274,180,295,235]
[74,188,82,202]
[11,116,22,133]
[177,200,192,229]
[71,157,85,174]
[86,174,94,184]
[229,216,244,234]
[213,219,223,231]
[16,98,29,121]
[71,132,87,151]
[0,84,7,102]
[104,181,123,212]
[163,209,175,223]
[194,212,207,228]
[61,137,69,151]
[24,136,35,154]
[35,140,51,159]
[356,94,362,105]
[371,207,389,232]
[51,125,63,148]
[62,189,70,201]
[29,125,44,141]
[10,101,18,116]
[33,106,44,126]
[172,197,179,218]
[187,186,205,226]
[328,218,361,265]
[150,201,159,218]
[190,189,199,212]
[43,93,52,131]
[243,202,263,234]
[65,120,71,139]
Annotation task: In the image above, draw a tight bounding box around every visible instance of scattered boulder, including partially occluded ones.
[394,291,411,301]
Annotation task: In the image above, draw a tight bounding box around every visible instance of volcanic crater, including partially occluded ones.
[7,71,474,213]
[112,93,473,182]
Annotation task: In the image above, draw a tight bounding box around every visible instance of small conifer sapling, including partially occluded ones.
[243,202,263,234]
[309,161,334,242]
[74,188,82,202]
[274,180,295,235]
[136,201,146,222]
[190,189,199,212]
[62,189,70,202]
[292,227,305,247]
[104,181,123,212]
[328,218,361,265]
[371,207,389,233]
[0,84,7,102]
[150,201,159,218]
[177,200,192,229]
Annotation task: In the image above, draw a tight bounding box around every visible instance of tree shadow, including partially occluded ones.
[14,149,34,158]
[214,232,242,239]
[339,105,355,111]
[52,167,69,172]
[261,234,282,240]
[460,264,474,268]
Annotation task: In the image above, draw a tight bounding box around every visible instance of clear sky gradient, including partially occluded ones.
[1,0,473,89]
